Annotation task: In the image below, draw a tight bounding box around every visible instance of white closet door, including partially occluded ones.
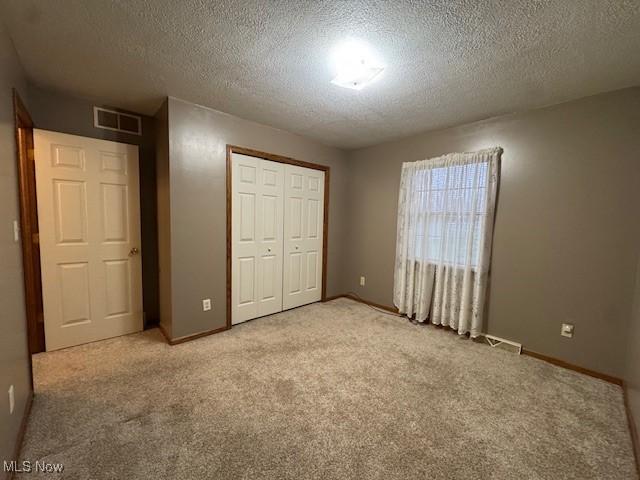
[34,129,143,351]
[231,154,284,324]
[282,164,324,310]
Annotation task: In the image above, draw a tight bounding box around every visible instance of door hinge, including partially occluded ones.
[32,232,39,244]
[27,148,35,162]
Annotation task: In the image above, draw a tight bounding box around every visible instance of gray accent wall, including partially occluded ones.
[627,258,640,445]
[344,88,640,378]
[0,23,31,474]
[155,100,172,338]
[157,97,349,339]
[26,86,160,325]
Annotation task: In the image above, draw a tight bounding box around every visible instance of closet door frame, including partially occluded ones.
[226,145,330,328]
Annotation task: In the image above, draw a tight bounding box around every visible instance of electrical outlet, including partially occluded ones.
[360,276,366,286]
[561,323,574,338]
[8,385,14,414]
[202,299,212,312]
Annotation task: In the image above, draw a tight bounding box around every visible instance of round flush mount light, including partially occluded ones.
[330,39,384,90]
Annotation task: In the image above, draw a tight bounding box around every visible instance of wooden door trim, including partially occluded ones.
[226,145,330,329]
[13,89,44,368]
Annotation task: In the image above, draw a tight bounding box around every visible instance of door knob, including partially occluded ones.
[129,247,139,256]
[295,245,299,250]
[267,248,272,252]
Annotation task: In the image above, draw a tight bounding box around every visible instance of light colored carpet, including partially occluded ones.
[18,298,637,479]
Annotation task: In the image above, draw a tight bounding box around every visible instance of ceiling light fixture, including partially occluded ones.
[330,39,384,91]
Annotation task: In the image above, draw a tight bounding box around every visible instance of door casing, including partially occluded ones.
[13,90,39,397]
[226,145,330,328]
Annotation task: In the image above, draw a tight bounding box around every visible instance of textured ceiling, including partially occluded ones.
[1,0,639,149]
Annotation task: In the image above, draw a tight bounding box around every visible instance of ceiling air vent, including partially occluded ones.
[93,107,142,135]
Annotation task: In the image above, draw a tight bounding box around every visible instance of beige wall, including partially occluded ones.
[161,97,349,339]
[0,23,31,473]
[345,88,640,378]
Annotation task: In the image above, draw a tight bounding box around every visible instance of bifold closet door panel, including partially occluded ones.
[231,154,284,325]
[282,164,324,310]
[256,160,285,317]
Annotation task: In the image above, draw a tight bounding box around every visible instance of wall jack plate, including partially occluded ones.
[561,323,574,338]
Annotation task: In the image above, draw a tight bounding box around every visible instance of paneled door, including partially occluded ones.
[34,130,142,351]
[282,164,324,310]
[231,153,285,324]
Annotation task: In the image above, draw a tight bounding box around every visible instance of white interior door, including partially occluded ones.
[232,153,284,325]
[34,130,143,351]
[282,164,324,310]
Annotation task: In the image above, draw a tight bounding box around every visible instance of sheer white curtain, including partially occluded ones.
[393,147,501,337]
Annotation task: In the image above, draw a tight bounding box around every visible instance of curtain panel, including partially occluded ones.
[393,147,502,337]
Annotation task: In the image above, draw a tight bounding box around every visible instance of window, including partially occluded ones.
[394,147,501,329]
[409,161,488,268]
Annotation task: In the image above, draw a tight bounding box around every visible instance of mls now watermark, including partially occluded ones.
[4,460,64,474]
